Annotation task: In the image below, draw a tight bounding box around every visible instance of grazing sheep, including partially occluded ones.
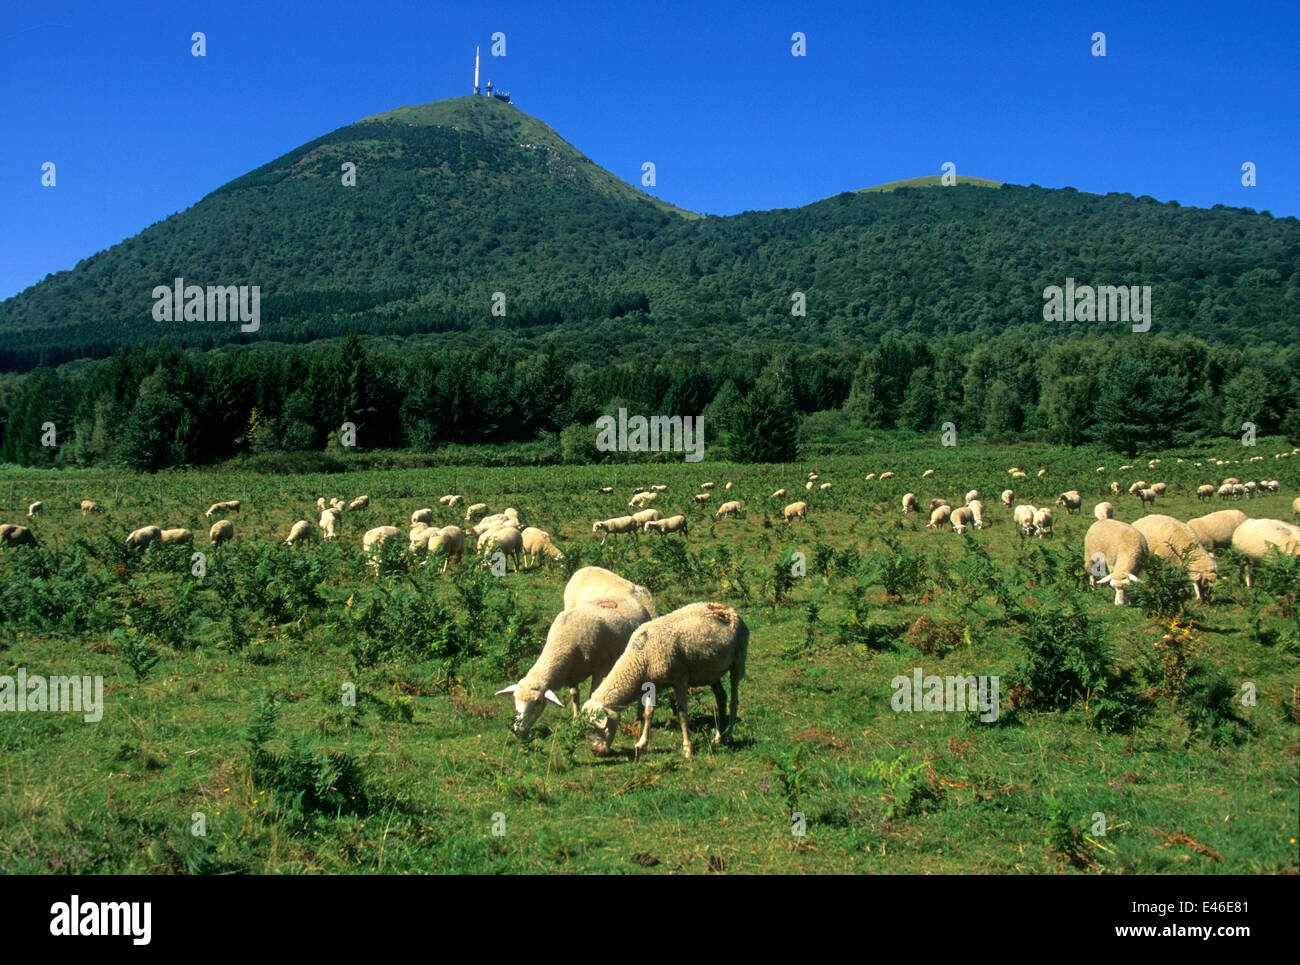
[1094,502,1114,521]
[439,494,464,507]
[1110,481,1121,495]
[209,520,234,545]
[1136,488,1157,507]
[922,469,935,479]
[628,491,658,508]
[319,509,341,539]
[1216,483,1233,501]
[316,497,327,511]
[479,526,524,572]
[879,472,894,480]
[564,566,658,619]
[928,505,952,528]
[1133,515,1219,600]
[1084,520,1149,605]
[819,482,833,491]
[929,498,951,512]
[715,500,743,518]
[1263,480,1279,493]
[348,495,370,511]
[965,490,980,504]
[1001,489,1014,508]
[161,528,192,544]
[1231,519,1300,587]
[125,526,162,550]
[1013,505,1037,539]
[968,500,985,530]
[363,526,403,572]
[411,508,434,525]
[598,486,614,494]
[771,489,788,499]
[1128,481,1147,495]
[693,493,712,503]
[1222,477,1240,486]
[1187,509,1250,550]
[465,503,488,521]
[286,520,313,545]
[902,493,917,514]
[423,526,467,572]
[582,602,748,760]
[1150,483,1167,496]
[783,501,808,522]
[79,500,101,514]
[205,500,241,518]
[950,506,974,534]
[497,596,654,733]
[1196,485,1215,502]
[1011,471,1027,480]
[631,508,662,526]
[1055,491,1082,514]
[652,485,669,493]
[26,501,42,518]
[1037,469,1047,478]
[724,482,733,490]
[472,516,517,537]
[644,515,689,537]
[593,516,639,543]
[701,482,716,490]
[1033,508,1054,538]
[329,498,345,513]
[0,525,38,547]
[805,481,814,491]
[521,527,564,566]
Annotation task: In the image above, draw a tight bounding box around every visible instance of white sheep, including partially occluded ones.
[161,528,192,544]
[1196,485,1215,502]
[426,526,467,572]
[1150,483,1167,496]
[702,482,716,490]
[965,489,980,504]
[1055,491,1082,514]
[715,500,743,518]
[411,508,434,525]
[1084,519,1148,605]
[631,508,662,525]
[1033,507,1054,538]
[1013,505,1037,539]
[521,527,564,566]
[319,509,341,539]
[968,500,985,530]
[582,602,748,760]
[950,506,974,534]
[209,520,234,545]
[1094,502,1114,521]
[465,502,489,521]
[819,482,833,492]
[348,495,370,511]
[1037,468,1047,478]
[593,516,639,543]
[1136,488,1157,507]
[644,515,689,537]
[316,497,327,511]
[1230,519,1300,586]
[598,486,614,494]
[286,520,313,545]
[902,493,917,513]
[929,498,951,511]
[26,501,42,518]
[205,500,242,518]
[652,485,669,492]
[628,491,658,508]
[497,596,654,734]
[693,493,712,503]
[1001,489,1014,508]
[922,469,935,479]
[1187,509,1249,550]
[563,566,658,619]
[1132,514,1218,600]
[771,488,788,499]
[928,505,952,528]
[439,494,463,507]
[783,501,807,522]
[479,526,524,572]
[879,471,895,480]
[125,526,163,550]
[363,526,403,572]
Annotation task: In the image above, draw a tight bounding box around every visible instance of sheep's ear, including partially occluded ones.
[494,685,518,697]
[544,689,565,708]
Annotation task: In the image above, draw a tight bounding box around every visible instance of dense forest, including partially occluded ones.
[2,332,1297,469]
[2,97,1297,372]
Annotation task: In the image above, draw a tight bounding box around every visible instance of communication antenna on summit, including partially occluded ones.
[473,46,480,95]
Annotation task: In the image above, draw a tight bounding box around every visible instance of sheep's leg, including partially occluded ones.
[726,673,739,745]
[634,702,654,759]
[675,683,692,759]
[569,687,579,718]
[710,681,727,745]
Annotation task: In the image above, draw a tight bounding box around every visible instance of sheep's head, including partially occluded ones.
[581,700,619,755]
[496,682,565,734]
[1097,570,1141,605]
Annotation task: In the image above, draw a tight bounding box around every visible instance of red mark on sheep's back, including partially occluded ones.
[590,598,619,609]
[704,602,734,622]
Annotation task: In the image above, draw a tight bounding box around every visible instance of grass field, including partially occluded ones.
[1,438,1297,874]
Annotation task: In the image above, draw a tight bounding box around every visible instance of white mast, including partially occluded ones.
[474,46,480,94]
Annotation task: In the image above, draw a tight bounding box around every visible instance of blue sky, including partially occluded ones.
[3,0,1297,301]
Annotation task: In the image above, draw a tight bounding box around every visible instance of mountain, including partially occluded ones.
[2,95,1298,371]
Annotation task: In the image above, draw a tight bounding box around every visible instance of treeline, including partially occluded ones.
[2,333,1297,469]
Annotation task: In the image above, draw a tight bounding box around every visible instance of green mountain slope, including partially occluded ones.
[1,96,1297,370]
